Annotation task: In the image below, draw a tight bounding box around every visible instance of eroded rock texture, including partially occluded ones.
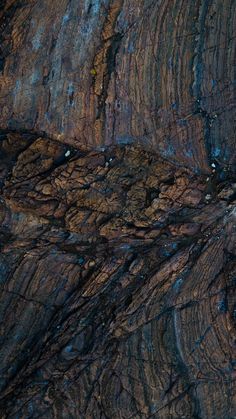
[0,0,236,418]
[0,0,235,170]
[0,132,235,418]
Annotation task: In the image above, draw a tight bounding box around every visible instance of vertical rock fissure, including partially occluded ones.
[96,32,123,120]
[92,0,124,141]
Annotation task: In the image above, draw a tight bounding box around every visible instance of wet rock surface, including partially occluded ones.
[0,0,235,170]
[0,132,235,417]
[0,0,236,417]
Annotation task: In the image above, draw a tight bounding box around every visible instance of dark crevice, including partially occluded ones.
[96,32,123,121]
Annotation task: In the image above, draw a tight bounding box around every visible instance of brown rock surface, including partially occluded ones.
[0,1,236,418]
[0,0,235,169]
[0,132,236,417]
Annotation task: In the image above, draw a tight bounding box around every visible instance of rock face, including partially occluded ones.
[0,1,235,418]
[0,133,236,418]
[0,0,235,170]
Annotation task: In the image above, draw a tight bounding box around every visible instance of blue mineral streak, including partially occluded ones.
[32,26,44,51]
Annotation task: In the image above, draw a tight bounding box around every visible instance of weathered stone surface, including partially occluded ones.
[0,132,235,417]
[0,0,235,170]
[0,0,236,418]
